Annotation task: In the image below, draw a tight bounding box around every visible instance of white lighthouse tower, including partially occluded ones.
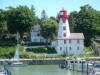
[52,8,85,55]
[58,8,70,38]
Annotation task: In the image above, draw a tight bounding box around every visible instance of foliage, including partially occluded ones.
[69,11,78,32]
[84,47,92,52]
[50,16,58,23]
[41,9,48,20]
[41,18,58,47]
[26,47,57,54]
[0,9,8,36]
[69,5,99,46]
[7,6,36,39]
[27,42,50,46]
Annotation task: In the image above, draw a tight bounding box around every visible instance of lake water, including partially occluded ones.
[8,65,87,75]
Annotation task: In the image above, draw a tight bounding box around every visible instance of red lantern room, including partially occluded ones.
[58,8,69,21]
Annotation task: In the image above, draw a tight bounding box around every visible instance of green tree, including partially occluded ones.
[94,11,100,36]
[69,11,78,32]
[41,18,58,47]
[41,9,48,20]
[0,9,8,38]
[7,6,36,39]
[31,5,35,14]
[50,16,58,23]
[74,5,97,46]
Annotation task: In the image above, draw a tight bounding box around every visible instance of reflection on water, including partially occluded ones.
[8,65,87,75]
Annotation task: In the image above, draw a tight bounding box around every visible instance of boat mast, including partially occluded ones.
[17,32,20,47]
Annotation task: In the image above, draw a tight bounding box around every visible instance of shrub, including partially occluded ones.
[27,42,50,46]
[26,47,57,54]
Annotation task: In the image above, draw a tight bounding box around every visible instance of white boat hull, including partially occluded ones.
[8,62,27,67]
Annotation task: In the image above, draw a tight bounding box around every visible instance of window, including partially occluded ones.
[66,47,67,50]
[77,40,80,44]
[32,28,34,30]
[57,40,58,45]
[40,39,43,42]
[60,12,64,15]
[60,47,62,51]
[63,26,66,30]
[37,34,40,36]
[69,47,71,50]
[63,33,66,37]
[69,40,72,43]
[77,46,79,50]
[64,40,66,44]
[62,18,66,23]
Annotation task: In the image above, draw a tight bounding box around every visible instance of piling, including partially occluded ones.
[82,62,84,72]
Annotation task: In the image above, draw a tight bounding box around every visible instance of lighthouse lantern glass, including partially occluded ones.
[60,12,64,15]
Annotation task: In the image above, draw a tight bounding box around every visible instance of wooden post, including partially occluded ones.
[73,61,74,71]
[87,63,88,74]
[82,61,84,72]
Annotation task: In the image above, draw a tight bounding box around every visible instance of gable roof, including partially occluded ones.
[56,33,84,40]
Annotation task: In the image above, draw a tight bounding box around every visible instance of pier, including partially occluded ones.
[59,58,100,74]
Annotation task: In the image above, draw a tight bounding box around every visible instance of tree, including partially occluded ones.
[0,9,7,38]
[69,11,78,32]
[7,6,36,39]
[74,5,97,46]
[41,18,58,47]
[31,5,35,14]
[50,16,58,23]
[94,11,100,36]
[41,9,48,20]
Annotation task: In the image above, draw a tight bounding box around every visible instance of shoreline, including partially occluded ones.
[0,58,65,65]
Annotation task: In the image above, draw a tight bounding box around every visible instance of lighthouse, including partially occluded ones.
[58,8,70,38]
[52,8,85,55]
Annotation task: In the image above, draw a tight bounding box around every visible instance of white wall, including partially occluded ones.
[30,24,46,43]
[52,40,84,55]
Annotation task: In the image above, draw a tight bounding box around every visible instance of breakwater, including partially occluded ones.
[0,59,64,65]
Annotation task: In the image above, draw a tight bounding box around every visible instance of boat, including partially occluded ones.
[8,32,27,67]
[89,64,100,75]
[0,64,12,75]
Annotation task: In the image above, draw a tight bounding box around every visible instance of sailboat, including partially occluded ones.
[8,47,24,67]
[8,32,27,67]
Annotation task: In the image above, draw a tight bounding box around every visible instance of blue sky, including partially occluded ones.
[0,0,100,18]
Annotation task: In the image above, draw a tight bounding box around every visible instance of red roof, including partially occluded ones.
[58,8,69,20]
[56,33,84,40]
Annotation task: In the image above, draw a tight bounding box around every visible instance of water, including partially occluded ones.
[8,65,87,75]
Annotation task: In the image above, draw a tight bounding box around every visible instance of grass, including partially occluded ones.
[84,47,92,52]
[0,45,58,59]
[0,45,99,59]
[0,46,16,58]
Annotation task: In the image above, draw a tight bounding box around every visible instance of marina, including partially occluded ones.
[0,0,99,75]
[0,58,100,75]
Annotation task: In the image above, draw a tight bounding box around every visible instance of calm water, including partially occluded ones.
[8,65,87,75]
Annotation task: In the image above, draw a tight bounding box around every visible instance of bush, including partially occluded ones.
[27,42,50,46]
[26,47,57,54]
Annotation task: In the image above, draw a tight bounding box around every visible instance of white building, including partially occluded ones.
[52,9,85,55]
[30,24,46,43]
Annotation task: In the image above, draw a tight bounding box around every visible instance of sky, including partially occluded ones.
[0,0,100,18]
